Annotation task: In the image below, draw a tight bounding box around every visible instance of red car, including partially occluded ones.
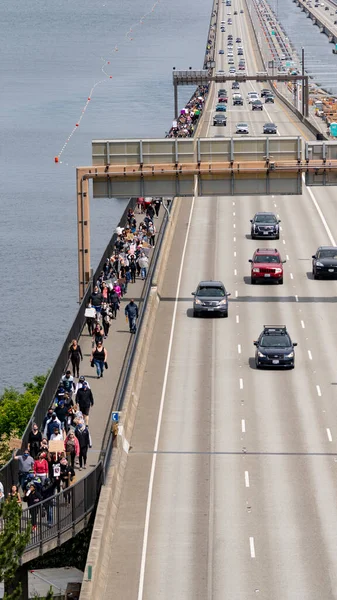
[218,95,228,103]
[249,248,286,284]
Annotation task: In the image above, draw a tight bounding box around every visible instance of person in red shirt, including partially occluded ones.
[33,452,49,484]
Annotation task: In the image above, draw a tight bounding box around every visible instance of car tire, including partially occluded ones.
[313,270,318,280]
[251,277,256,285]
[223,311,228,318]
[255,361,261,369]
[193,310,198,318]
[279,278,283,285]
[275,234,280,240]
[251,233,255,239]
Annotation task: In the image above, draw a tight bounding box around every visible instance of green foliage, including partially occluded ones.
[0,374,48,439]
[0,497,31,599]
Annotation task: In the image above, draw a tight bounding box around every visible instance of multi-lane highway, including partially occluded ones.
[100,1,337,598]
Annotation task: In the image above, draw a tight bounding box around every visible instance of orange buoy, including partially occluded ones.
[54,156,59,163]
[76,123,79,127]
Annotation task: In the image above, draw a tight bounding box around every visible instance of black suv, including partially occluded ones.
[254,325,297,368]
[213,114,227,126]
[312,246,337,278]
[250,212,280,239]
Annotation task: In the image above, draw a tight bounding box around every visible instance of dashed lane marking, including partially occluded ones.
[245,471,250,487]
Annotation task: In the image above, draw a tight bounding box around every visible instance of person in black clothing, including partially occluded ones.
[28,423,42,459]
[90,286,103,313]
[60,457,75,503]
[41,478,57,527]
[68,340,83,378]
[75,382,94,425]
[55,400,68,434]
[109,289,120,318]
[130,256,137,283]
[23,484,42,531]
[154,198,161,218]
[75,423,91,470]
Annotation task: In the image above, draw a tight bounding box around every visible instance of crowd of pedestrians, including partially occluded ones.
[167,85,209,138]
[0,198,162,533]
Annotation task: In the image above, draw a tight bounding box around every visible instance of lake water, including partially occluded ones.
[0,0,213,392]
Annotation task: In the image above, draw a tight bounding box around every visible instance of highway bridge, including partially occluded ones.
[294,0,337,44]
[78,0,337,599]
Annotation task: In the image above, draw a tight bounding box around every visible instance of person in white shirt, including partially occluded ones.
[50,426,63,441]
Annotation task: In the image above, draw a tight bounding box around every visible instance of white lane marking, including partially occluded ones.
[235,290,238,297]
[240,378,244,389]
[238,344,241,354]
[327,428,333,442]
[236,315,239,323]
[301,320,305,329]
[232,201,235,206]
[286,254,289,260]
[295,294,299,302]
[137,195,195,600]
[282,239,286,245]
[241,419,246,433]
[279,226,283,232]
[316,385,322,397]
[303,174,336,246]
[233,211,236,216]
[233,223,236,229]
[234,251,237,257]
[308,350,313,360]
[290,273,293,279]
[234,268,237,276]
[245,471,250,488]
[250,537,256,558]
[233,236,236,242]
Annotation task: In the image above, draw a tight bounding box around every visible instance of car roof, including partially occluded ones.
[254,248,280,255]
[198,280,225,287]
[317,245,337,250]
[261,325,288,335]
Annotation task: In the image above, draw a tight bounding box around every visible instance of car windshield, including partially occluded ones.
[265,123,276,127]
[254,255,280,263]
[237,123,248,128]
[260,335,291,348]
[318,249,337,258]
[254,214,277,223]
[197,287,225,297]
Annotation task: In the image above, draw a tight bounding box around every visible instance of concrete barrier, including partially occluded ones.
[79,197,182,600]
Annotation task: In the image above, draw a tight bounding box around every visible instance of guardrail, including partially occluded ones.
[0,199,136,497]
[0,200,171,563]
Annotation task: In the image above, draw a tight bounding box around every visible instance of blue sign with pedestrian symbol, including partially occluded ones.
[112,412,119,423]
[330,123,337,137]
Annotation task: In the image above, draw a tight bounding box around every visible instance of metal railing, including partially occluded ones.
[0,199,136,497]
[0,200,170,561]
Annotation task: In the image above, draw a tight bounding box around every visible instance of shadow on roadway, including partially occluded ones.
[186,308,224,318]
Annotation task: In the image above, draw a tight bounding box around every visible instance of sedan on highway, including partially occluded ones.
[192,280,231,318]
[249,248,285,284]
[251,212,280,239]
[219,49,225,54]
[233,94,243,105]
[236,37,241,42]
[263,122,277,134]
[254,325,297,369]
[261,88,271,97]
[252,99,263,111]
[232,81,240,89]
[229,66,236,73]
[312,246,337,278]
[216,103,227,112]
[265,95,275,104]
[213,114,227,126]
[236,122,249,134]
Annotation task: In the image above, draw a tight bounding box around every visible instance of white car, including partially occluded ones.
[248,94,259,103]
[236,122,249,134]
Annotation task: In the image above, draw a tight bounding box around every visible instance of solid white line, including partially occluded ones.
[137,196,195,600]
[245,471,250,487]
[238,344,241,354]
[308,350,312,360]
[239,378,244,389]
[236,315,239,323]
[295,294,299,302]
[303,174,336,246]
[241,419,246,433]
[327,428,332,442]
[290,273,293,279]
[249,537,256,558]
[301,320,305,329]
[316,385,322,397]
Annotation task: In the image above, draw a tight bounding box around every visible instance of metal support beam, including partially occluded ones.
[174,80,178,120]
[76,169,91,301]
[302,47,305,117]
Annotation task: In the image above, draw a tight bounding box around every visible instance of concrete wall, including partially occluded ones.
[79,198,182,600]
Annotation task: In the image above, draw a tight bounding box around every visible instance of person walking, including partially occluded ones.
[130,256,137,283]
[125,299,139,334]
[28,423,42,459]
[138,252,149,280]
[68,340,83,378]
[85,300,96,336]
[60,457,75,503]
[23,483,42,532]
[64,430,80,469]
[62,370,76,399]
[44,413,62,440]
[75,422,91,471]
[90,285,103,314]
[148,221,156,247]
[90,340,108,379]
[75,381,94,425]
[7,484,22,504]
[109,288,120,318]
[92,322,104,348]
[154,197,161,218]
[14,449,35,491]
[41,478,57,527]
[33,452,49,485]
[101,302,113,339]
[0,481,4,504]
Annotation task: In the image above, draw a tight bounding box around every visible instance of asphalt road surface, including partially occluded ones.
[101,2,337,598]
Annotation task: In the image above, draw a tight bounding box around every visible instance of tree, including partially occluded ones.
[0,497,31,599]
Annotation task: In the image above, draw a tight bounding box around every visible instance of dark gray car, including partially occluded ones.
[192,280,231,317]
[250,212,280,239]
[312,246,337,278]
